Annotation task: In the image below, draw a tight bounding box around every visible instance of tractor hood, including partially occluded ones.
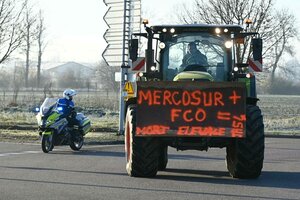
[173,71,214,82]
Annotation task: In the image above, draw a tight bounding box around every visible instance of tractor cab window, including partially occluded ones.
[161,33,230,81]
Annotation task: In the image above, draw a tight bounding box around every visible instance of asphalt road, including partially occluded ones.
[0,137,299,200]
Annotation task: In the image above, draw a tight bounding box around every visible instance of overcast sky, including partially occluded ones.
[33,0,102,64]
[35,0,300,64]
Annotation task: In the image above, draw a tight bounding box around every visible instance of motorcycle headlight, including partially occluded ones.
[42,107,49,114]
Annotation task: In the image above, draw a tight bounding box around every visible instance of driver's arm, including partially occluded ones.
[179,54,189,70]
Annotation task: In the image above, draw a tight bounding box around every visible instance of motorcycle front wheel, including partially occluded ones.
[41,134,53,153]
[70,134,84,151]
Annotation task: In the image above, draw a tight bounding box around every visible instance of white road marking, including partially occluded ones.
[0,151,40,157]
[0,144,123,157]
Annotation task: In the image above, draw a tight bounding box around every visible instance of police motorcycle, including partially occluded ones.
[36,98,91,153]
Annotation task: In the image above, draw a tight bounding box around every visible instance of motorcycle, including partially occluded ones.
[36,98,91,153]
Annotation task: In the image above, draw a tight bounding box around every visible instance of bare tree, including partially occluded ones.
[11,63,24,106]
[176,0,273,62]
[0,67,10,89]
[36,10,46,88]
[43,82,53,99]
[22,2,38,88]
[263,10,298,84]
[0,0,27,64]
[96,60,119,93]
[175,0,298,84]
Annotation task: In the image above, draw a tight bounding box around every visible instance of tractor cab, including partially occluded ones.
[154,25,241,82]
[130,23,262,86]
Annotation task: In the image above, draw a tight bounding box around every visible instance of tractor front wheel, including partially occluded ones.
[226,105,265,179]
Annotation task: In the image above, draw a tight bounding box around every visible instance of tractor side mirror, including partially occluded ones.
[129,39,138,62]
[145,49,154,72]
[252,38,262,61]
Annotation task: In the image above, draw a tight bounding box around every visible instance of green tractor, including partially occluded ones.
[124,20,264,179]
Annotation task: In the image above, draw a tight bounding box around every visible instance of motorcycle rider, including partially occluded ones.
[57,89,78,125]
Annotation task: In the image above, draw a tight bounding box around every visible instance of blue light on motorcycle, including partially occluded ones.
[57,107,63,112]
[35,107,40,112]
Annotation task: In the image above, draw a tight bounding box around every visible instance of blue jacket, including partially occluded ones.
[57,98,75,118]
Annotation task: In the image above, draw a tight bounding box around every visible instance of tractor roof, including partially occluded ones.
[152,24,244,34]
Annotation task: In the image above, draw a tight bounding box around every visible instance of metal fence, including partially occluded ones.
[0,89,119,111]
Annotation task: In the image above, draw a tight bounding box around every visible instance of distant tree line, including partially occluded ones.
[0,67,98,89]
[0,0,118,95]
[2,0,298,96]
[96,60,120,93]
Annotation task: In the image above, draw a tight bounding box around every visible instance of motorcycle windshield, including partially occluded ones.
[40,98,58,116]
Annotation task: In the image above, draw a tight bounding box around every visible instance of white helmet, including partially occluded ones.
[63,89,77,100]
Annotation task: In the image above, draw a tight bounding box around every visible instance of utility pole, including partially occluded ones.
[102,0,141,134]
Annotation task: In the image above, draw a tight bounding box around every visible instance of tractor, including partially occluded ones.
[124,20,264,179]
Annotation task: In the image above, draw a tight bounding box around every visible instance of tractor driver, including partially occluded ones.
[180,42,208,71]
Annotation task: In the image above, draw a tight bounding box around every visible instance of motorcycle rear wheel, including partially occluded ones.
[70,134,84,151]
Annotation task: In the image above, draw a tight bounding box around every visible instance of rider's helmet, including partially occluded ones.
[63,89,77,100]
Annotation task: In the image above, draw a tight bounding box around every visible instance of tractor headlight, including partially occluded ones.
[159,42,166,49]
[215,28,221,34]
[225,41,233,48]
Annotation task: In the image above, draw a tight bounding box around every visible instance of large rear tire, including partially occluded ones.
[125,105,159,177]
[226,105,265,179]
[158,146,168,171]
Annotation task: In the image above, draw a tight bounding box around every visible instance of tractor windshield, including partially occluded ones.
[161,33,231,81]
